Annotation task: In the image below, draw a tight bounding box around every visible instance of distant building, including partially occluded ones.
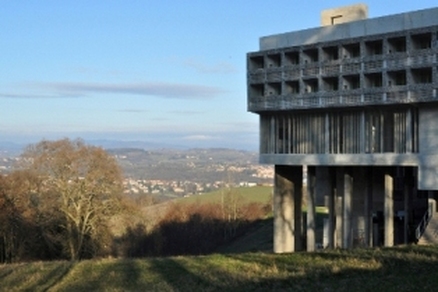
[247,4,438,252]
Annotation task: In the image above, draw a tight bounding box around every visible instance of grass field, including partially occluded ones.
[1,245,438,291]
[3,187,436,291]
[176,186,273,205]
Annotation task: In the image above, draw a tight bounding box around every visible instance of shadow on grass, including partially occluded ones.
[52,259,144,291]
[32,262,74,291]
[149,257,215,291]
[147,248,438,291]
[218,245,438,291]
[1,245,438,291]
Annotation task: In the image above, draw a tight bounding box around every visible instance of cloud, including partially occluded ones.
[46,82,226,99]
[118,109,148,113]
[0,93,69,99]
[183,58,237,74]
[183,135,218,141]
[168,110,203,115]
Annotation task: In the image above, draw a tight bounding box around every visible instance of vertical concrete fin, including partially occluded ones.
[307,166,316,251]
[384,172,394,247]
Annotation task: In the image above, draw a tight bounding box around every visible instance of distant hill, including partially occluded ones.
[0,141,272,185]
[0,141,25,157]
[108,148,271,184]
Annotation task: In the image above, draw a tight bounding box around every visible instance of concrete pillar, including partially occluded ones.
[384,171,394,247]
[365,168,373,247]
[273,165,303,253]
[406,109,412,153]
[328,168,336,249]
[307,166,316,251]
[294,176,303,252]
[343,169,353,248]
[352,167,367,247]
[335,168,344,247]
[403,180,409,244]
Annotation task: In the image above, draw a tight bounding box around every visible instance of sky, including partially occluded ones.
[1,1,437,150]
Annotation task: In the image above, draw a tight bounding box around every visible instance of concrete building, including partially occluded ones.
[247,4,438,252]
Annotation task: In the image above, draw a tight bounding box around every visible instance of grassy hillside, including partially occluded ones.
[3,187,436,291]
[1,245,438,291]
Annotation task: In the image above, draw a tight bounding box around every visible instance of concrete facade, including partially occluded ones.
[247,6,438,252]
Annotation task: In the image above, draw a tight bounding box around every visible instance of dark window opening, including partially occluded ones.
[303,48,319,63]
[365,73,382,88]
[343,74,360,89]
[250,84,264,97]
[266,82,281,96]
[411,33,432,50]
[343,43,360,58]
[304,79,318,93]
[388,70,407,86]
[365,40,383,56]
[388,37,406,53]
[266,54,281,68]
[322,46,339,61]
[285,81,300,94]
[284,51,299,66]
[412,67,432,84]
[323,77,339,91]
[249,55,264,70]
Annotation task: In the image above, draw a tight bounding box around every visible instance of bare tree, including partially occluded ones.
[18,139,124,260]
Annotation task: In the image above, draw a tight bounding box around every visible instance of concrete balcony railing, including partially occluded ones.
[248,86,438,112]
[266,69,283,82]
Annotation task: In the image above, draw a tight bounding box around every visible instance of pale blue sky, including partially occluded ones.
[1,1,436,150]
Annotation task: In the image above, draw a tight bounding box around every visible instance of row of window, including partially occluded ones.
[249,67,435,97]
[260,108,418,154]
[249,32,437,70]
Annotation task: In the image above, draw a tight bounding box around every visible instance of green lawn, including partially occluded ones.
[177,186,273,205]
[1,245,438,291]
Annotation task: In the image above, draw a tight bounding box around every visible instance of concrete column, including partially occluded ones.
[328,167,336,249]
[365,168,373,247]
[335,168,344,247]
[384,172,394,247]
[403,179,410,244]
[343,170,353,248]
[294,174,303,252]
[273,165,303,253]
[406,109,412,153]
[352,167,367,248]
[307,166,316,251]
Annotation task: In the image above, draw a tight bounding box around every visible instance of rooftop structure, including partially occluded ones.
[247,4,438,252]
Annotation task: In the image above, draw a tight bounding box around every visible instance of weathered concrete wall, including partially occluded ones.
[260,7,438,50]
[418,105,438,190]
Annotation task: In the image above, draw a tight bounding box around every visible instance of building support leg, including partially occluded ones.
[273,165,302,253]
[335,168,344,248]
[384,171,394,247]
[403,168,411,244]
[307,166,316,251]
[365,167,373,247]
[343,169,353,248]
[328,167,336,249]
